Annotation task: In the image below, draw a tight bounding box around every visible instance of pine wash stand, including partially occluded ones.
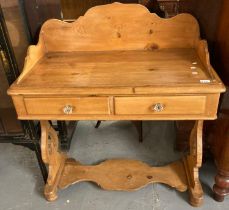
[8,3,225,207]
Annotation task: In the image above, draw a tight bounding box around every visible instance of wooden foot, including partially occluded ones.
[40,121,67,201]
[183,120,204,207]
[213,171,229,202]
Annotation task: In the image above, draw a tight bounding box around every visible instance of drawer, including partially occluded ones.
[115,96,206,115]
[24,97,109,115]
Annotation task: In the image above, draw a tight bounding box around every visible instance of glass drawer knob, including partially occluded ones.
[153,103,164,112]
[63,105,73,114]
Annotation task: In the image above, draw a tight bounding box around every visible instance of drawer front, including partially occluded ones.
[115,96,206,115]
[24,97,109,115]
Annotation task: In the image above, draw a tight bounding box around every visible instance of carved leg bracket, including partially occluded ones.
[41,121,67,201]
[183,120,204,207]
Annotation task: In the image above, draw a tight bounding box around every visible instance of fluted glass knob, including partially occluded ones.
[153,103,164,112]
[63,105,73,114]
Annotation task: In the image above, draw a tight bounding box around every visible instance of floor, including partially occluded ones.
[0,121,228,210]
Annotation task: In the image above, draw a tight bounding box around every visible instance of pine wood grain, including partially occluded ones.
[40,121,67,201]
[15,49,216,87]
[115,96,206,115]
[59,159,188,192]
[6,3,226,206]
[183,120,204,207]
[41,3,199,52]
[24,97,109,115]
[9,49,225,95]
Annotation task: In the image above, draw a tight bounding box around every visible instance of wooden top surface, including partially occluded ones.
[9,48,225,95]
[17,49,211,87]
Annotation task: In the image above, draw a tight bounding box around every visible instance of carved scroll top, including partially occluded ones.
[39,2,200,52]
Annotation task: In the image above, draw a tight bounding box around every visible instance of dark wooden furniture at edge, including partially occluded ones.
[176,0,229,202]
[0,6,47,181]
[211,0,229,201]
[0,5,76,181]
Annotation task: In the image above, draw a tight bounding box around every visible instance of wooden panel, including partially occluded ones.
[215,0,229,86]
[2,3,29,71]
[40,3,200,52]
[0,61,12,108]
[209,117,229,171]
[15,114,219,121]
[0,0,18,8]
[0,119,4,134]
[158,0,191,17]
[24,97,109,115]
[11,95,27,116]
[0,107,22,133]
[61,0,110,20]
[205,94,220,117]
[59,159,187,192]
[23,0,61,42]
[190,0,222,51]
[115,96,206,115]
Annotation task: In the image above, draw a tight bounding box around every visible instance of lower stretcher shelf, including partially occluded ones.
[58,159,188,192]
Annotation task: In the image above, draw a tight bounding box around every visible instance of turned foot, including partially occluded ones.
[213,172,229,202]
[189,196,203,207]
[189,183,204,207]
[44,185,58,201]
[213,191,224,202]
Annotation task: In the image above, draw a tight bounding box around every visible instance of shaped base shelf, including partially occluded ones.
[59,159,188,191]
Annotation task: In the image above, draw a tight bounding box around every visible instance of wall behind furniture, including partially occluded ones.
[61,0,138,20]
[190,0,223,56]
[23,0,61,43]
